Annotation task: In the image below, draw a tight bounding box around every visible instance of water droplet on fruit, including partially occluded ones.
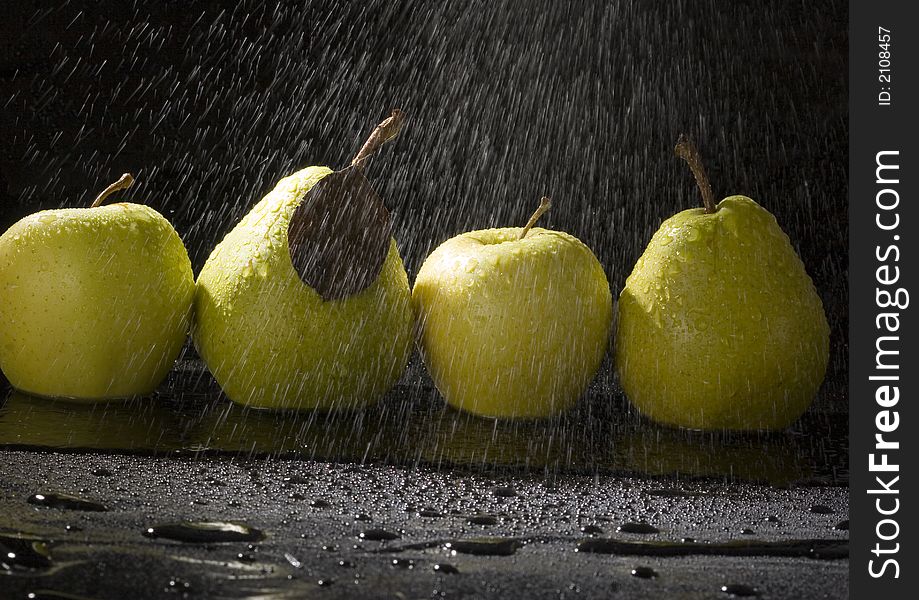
[692,313,710,331]
[722,212,741,236]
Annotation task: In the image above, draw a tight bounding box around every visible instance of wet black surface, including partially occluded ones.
[1,357,850,598]
[1,449,847,599]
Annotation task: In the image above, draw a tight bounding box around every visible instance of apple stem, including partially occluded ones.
[90,173,134,208]
[674,135,716,214]
[519,197,552,240]
[351,109,405,170]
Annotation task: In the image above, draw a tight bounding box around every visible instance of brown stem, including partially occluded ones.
[91,173,134,208]
[674,135,716,213]
[519,197,552,239]
[350,109,405,170]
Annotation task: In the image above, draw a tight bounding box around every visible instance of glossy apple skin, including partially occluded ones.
[615,195,830,431]
[412,227,612,419]
[0,203,194,400]
[193,166,413,411]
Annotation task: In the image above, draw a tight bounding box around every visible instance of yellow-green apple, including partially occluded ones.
[615,135,829,430]
[193,111,413,410]
[412,198,613,419]
[0,174,194,400]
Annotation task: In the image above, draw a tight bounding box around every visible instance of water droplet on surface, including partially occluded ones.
[285,553,302,568]
[445,538,520,556]
[391,558,415,569]
[0,533,53,569]
[631,566,658,579]
[721,584,759,597]
[166,578,193,594]
[27,592,97,600]
[359,529,400,541]
[142,521,264,543]
[490,485,518,497]
[433,563,459,574]
[28,492,108,512]
[617,522,659,534]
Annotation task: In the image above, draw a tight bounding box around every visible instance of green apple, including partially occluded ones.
[0,174,194,400]
[193,114,413,410]
[412,198,613,419]
[615,136,830,430]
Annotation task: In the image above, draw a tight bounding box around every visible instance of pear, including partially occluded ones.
[0,174,195,400]
[615,136,829,430]
[193,111,413,410]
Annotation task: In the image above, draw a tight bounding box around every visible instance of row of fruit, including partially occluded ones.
[0,111,829,431]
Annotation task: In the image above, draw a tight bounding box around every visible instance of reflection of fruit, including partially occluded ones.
[614,425,811,486]
[615,136,829,430]
[193,113,413,410]
[0,390,181,449]
[413,198,612,418]
[0,175,194,400]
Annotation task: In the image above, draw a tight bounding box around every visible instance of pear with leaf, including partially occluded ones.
[194,111,413,410]
[615,135,829,430]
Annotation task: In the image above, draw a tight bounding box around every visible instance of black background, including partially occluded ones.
[0,0,848,402]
